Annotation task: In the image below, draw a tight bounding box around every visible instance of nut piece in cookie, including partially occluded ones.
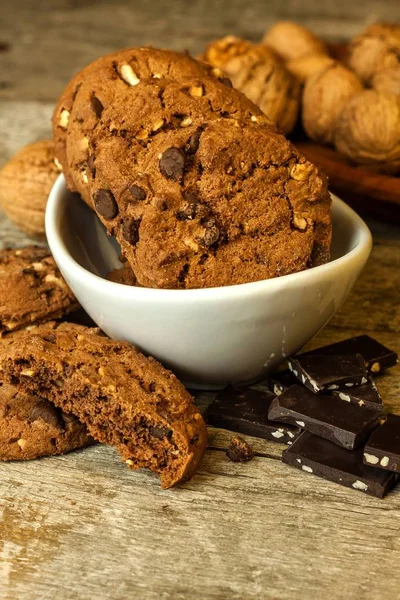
[0,246,79,336]
[1,323,208,488]
[0,140,59,237]
[226,436,254,462]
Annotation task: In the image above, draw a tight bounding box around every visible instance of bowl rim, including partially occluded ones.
[46,174,372,302]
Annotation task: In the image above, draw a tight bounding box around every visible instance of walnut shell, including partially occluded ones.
[287,53,334,82]
[348,23,400,85]
[302,62,363,145]
[262,21,328,62]
[223,44,301,134]
[334,90,400,174]
[0,140,59,237]
[372,67,400,96]
[202,35,253,70]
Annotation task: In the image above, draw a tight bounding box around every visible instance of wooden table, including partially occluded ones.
[1,2,400,598]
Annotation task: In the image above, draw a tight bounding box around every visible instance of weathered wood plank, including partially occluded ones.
[2,439,400,600]
[1,0,400,103]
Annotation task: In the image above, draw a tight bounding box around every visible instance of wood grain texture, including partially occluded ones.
[0,0,400,102]
[1,1,400,597]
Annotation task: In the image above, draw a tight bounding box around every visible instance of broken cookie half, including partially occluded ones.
[0,322,207,488]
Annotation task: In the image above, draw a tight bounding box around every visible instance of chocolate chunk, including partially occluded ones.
[220,77,233,88]
[201,218,220,247]
[93,189,118,220]
[226,435,254,462]
[364,414,400,472]
[87,155,96,178]
[301,335,398,374]
[186,129,202,154]
[90,95,104,118]
[288,354,368,393]
[42,333,56,344]
[204,386,300,444]
[129,184,147,201]
[282,431,398,499]
[177,192,200,220]
[122,218,141,245]
[265,369,298,396]
[159,147,186,181]
[149,425,172,440]
[268,385,380,450]
[30,400,63,428]
[330,378,384,414]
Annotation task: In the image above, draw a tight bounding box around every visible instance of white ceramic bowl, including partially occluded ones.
[46,175,372,389]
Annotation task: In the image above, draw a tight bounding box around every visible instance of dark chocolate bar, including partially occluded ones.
[204,386,300,444]
[268,385,381,449]
[364,414,400,472]
[301,335,398,374]
[282,431,398,498]
[288,353,368,393]
[330,378,384,414]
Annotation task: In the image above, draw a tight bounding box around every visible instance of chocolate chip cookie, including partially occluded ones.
[53,47,241,207]
[86,76,330,288]
[1,322,207,488]
[0,246,79,336]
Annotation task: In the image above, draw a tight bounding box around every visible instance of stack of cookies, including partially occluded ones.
[52,47,332,289]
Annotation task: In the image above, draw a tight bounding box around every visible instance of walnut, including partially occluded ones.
[286,53,334,82]
[209,41,300,134]
[334,90,400,174]
[0,140,59,237]
[262,21,327,62]
[202,35,253,70]
[372,67,400,96]
[302,62,363,145]
[348,23,400,85]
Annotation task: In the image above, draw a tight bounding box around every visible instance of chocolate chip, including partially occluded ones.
[87,155,96,178]
[122,218,141,245]
[149,425,172,439]
[90,95,104,118]
[93,189,118,220]
[183,191,199,204]
[0,42,10,53]
[226,435,254,462]
[62,412,79,426]
[177,192,200,220]
[129,184,147,201]
[43,333,56,344]
[30,400,63,428]
[186,129,202,155]
[220,77,233,88]
[159,147,186,181]
[201,218,220,247]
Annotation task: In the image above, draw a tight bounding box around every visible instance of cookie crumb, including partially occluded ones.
[226,435,254,462]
